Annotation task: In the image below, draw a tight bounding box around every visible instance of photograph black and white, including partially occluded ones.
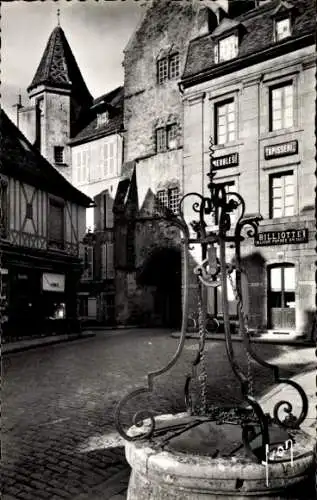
[1,1,316,499]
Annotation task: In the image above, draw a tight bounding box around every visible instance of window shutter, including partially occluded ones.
[102,244,107,279]
[107,243,114,279]
[213,43,219,64]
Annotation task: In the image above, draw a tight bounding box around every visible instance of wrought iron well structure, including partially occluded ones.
[115,137,309,468]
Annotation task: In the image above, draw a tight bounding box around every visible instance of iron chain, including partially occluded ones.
[197,283,208,415]
[227,271,254,398]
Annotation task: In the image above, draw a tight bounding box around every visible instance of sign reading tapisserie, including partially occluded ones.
[255,228,308,246]
[264,140,298,160]
[213,153,239,169]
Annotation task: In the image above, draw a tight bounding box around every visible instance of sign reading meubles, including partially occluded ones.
[255,228,308,246]
[213,153,239,169]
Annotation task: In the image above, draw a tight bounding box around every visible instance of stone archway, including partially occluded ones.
[137,247,182,328]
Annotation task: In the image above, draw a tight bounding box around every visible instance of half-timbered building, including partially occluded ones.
[16,23,124,326]
[0,109,92,338]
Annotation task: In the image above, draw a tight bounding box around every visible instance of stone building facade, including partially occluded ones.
[181,0,316,338]
[115,0,234,326]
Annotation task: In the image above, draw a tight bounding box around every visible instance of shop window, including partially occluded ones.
[215,99,236,145]
[269,82,293,131]
[269,266,295,307]
[214,34,238,64]
[268,264,296,329]
[275,17,291,42]
[269,171,294,218]
[54,146,64,164]
[157,53,179,84]
[48,198,64,248]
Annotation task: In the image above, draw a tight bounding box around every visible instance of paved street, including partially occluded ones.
[2,329,315,499]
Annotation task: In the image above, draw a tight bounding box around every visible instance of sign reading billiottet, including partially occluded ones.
[255,228,308,246]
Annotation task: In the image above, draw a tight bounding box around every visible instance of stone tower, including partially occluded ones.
[18,23,92,180]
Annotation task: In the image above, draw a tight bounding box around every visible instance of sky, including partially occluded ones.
[2,0,144,123]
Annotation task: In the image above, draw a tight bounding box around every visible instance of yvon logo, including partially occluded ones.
[262,440,294,487]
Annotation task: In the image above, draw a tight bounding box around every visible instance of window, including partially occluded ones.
[269,82,293,131]
[54,146,64,164]
[101,243,114,279]
[268,264,296,329]
[215,99,236,145]
[156,187,180,214]
[275,17,291,41]
[97,111,109,127]
[214,34,238,64]
[169,53,180,79]
[167,124,178,150]
[78,296,88,317]
[35,97,44,150]
[82,246,93,280]
[157,53,180,84]
[48,198,64,248]
[157,58,168,84]
[0,179,8,238]
[169,187,180,214]
[26,203,33,219]
[270,171,294,218]
[156,190,168,210]
[156,124,178,153]
[156,128,166,152]
[103,192,114,229]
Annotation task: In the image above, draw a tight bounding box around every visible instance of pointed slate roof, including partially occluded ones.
[28,25,92,105]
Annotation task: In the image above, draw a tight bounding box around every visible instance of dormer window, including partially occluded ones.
[275,17,291,41]
[214,34,238,64]
[97,111,109,128]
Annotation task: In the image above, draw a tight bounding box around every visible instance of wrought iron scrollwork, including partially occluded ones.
[115,135,309,464]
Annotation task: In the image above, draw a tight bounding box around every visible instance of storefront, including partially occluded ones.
[244,222,315,337]
[2,245,82,338]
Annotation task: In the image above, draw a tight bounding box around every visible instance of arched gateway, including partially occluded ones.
[137,247,181,328]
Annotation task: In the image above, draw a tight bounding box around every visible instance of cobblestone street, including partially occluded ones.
[2,329,315,499]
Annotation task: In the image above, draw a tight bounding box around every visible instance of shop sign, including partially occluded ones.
[0,268,8,275]
[213,152,239,169]
[42,273,65,292]
[264,140,298,160]
[255,228,308,246]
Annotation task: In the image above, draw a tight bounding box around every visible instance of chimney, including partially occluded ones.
[12,94,23,128]
[227,0,256,17]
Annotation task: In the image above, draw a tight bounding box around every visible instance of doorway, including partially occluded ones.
[268,264,295,330]
[138,247,182,328]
